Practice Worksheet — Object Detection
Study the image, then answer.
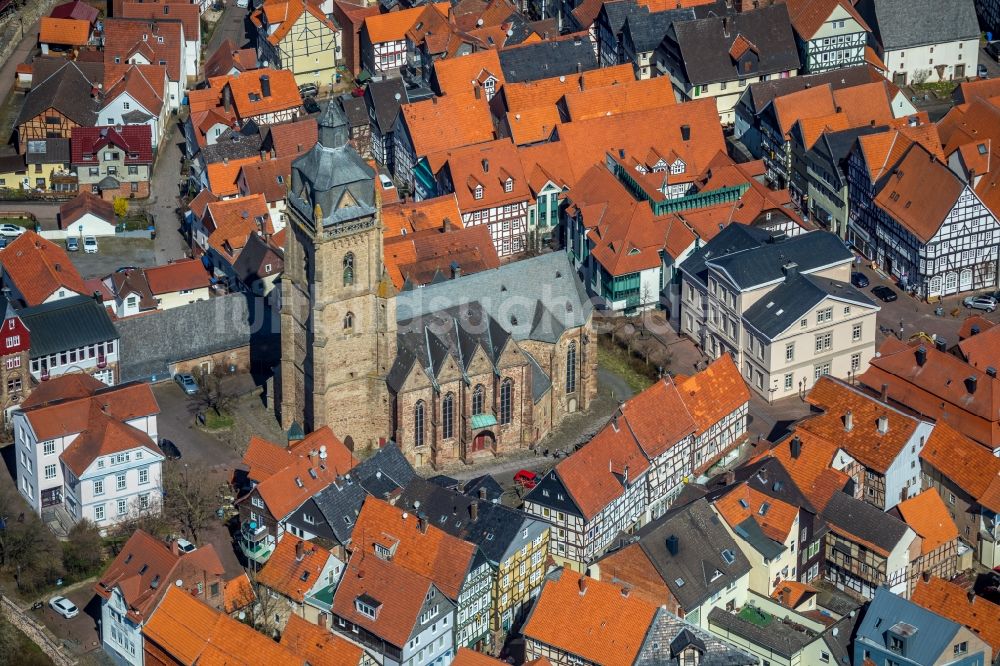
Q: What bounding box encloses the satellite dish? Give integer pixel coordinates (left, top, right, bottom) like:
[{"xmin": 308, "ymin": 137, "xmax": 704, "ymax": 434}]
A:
[
  {"xmin": 175, "ymin": 579, "xmax": 182, "ymax": 587},
  {"xmin": 394, "ymin": 93, "xmax": 401, "ymax": 101}
]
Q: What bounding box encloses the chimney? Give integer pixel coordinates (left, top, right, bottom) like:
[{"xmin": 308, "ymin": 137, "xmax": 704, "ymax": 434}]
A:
[
  {"xmin": 723, "ymin": 16, "xmax": 730, "ymax": 37},
  {"xmin": 915, "ymin": 346, "xmax": 927, "ymax": 366},
  {"xmin": 482, "ymin": 158, "xmax": 489, "ymax": 173},
  {"xmin": 988, "ymin": 366, "xmax": 997, "ymax": 378},
  {"xmin": 417, "ymin": 513, "xmax": 428, "ymax": 533},
  {"xmin": 880, "ymin": 383, "xmax": 889, "ymax": 402},
  {"xmin": 725, "ymin": 470, "xmax": 736, "ymax": 485},
  {"xmin": 971, "ymin": 325, "xmax": 981, "ymax": 336},
  {"xmin": 478, "ymin": 486, "xmax": 487, "ymax": 500},
  {"xmin": 470, "ymin": 501, "xmax": 478, "ymax": 521},
  {"xmin": 781, "ymin": 261, "xmax": 798, "ymax": 278},
  {"xmin": 223, "ymin": 85, "xmax": 232, "ymax": 113},
  {"xmin": 578, "ymin": 75, "xmax": 584, "ymax": 92},
  {"xmin": 935, "ymin": 338, "xmax": 947, "ymax": 352},
  {"xmin": 260, "ymin": 74, "xmax": 271, "ymax": 98},
  {"xmin": 877, "ymin": 414, "xmax": 889, "ymax": 435},
  {"xmin": 966, "ymin": 375, "xmax": 978, "ymax": 394},
  {"xmin": 921, "ymin": 570, "xmax": 931, "ymax": 583},
  {"xmin": 451, "ymin": 260, "xmax": 461, "ymax": 279},
  {"xmin": 295, "ymin": 540, "xmax": 305, "ymax": 561},
  {"xmin": 576, "ymin": 62, "xmax": 582, "ymax": 74},
  {"xmin": 473, "ymin": 82, "xmax": 481, "ymax": 99},
  {"xmin": 843, "ymin": 410, "xmax": 853, "ymax": 433},
  {"xmin": 666, "ymin": 535, "xmax": 679, "ymax": 556},
  {"xmin": 318, "ymin": 613, "xmax": 328, "ymax": 629},
  {"xmin": 968, "ymin": 590, "xmax": 977, "ymax": 604},
  {"xmin": 680, "ymin": 124, "xmax": 691, "ymax": 141},
  {"xmin": 578, "ymin": 576, "xmax": 588, "ymax": 595},
  {"xmin": 790, "ymin": 435, "xmax": 802, "ymax": 458}
]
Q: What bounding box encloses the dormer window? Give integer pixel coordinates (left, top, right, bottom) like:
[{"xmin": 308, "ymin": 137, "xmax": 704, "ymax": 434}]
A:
[
  {"xmin": 142, "ymin": 34, "xmax": 148, "ymax": 41},
  {"xmin": 474, "ymin": 185, "xmax": 483, "ymax": 200},
  {"xmin": 355, "ymin": 595, "xmax": 380, "ymax": 619},
  {"xmin": 375, "ymin": 543, "xmax": 392, "ymax": 559},
  {"xmin": 504, "ymin": 178, "xmax": 513, "ymax": 193},
  {"xmin": 157, "ymin": 36, "xmax": 164, "ymax": 44},
  {"xmin": 670, "ymin": 159, "xmax": 685, "ymax": 175}
]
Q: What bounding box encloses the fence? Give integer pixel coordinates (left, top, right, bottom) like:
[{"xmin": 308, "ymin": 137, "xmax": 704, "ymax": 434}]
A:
[{"xmin": 0, "ymin": 595, "xmax": 77, "ymax": 666}]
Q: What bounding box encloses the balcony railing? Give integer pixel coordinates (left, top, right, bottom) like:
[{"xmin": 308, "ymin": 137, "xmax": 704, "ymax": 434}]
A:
[{"xmin": 238, "ymin": 521, "xmax": 274, "ymax": 563}]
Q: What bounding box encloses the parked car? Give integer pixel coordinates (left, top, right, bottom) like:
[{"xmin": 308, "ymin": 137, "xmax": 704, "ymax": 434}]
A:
[
  {"xmin": 174, "ymin": 373, "xmax": 198, "ymax": 394},
  {"xmin": 0, "ymin": 224, "xmax": 25, "ymax": 237},
  {"xmin": 964, "ymin": 295, "xmax": 998, "ymax": 312},
  {"xmin": 871, "ymin": 285, "xmax": 897, "ymax": 302},
  {"xmin": 49, "ymin": 596, "xmax": 78, "ymax": 619},
  {"xmin": 302, "ymin": 97, "xmax": 320, "ymax": 114},
  {"xmin": 83, "ymin": 236, "xmax": 98, "ymax": 253},
  {"xmin": 176, "ymin": 538, "xmax": 196, "ymax": 554},
  {"xmin": 513, "ymin": 469, "xmax": 538, "ymax": 490},
  {"xmin": 379, "ymin": 174, "xmax": 395, "ymax": 190},
  {"xmin": 159, "ymin": 439, "xmax": 182, "ymax": 460},
  {"xmin": 979, "ymin": 64, "xmax": 990, "ymax": 79},
  {"xmin": 298, "ymin": 83, "xmax": 319, "ymax": 99},
  {"xmin": 66, "ymin": 237, "xmax": 79, "ymax": 252},
  {"xmin": 850, "ymin": 272, "xmax": 869, "ymax": 288}
]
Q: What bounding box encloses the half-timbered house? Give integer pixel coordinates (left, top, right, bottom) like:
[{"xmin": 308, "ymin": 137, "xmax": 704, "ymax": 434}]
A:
[
  {"xmin": 847, "ymin": 140, "xmax": 1000, "ymax": 299},
  {"xmin": 786, "ymin": 0, "xmax": 870, "ymax": 73},
  {"xmin": 103, "ymin": 18, "xmax": 188, "ymax": 111},
  {"xmin": 360, "ymin": 6, "xmax": 428, "ymax": 76},
  {"xmin": 893, "ymin": 488, "xmax": 960, "ymax": 596},
  {"xmin": 253, "ymin": 0, "xmax": 341, "ymax": 87},
  {"xmin": 14, "ymin": 60, "xmax": 101, "ymax": 153},
  {"xmin": 225, "ymin": 69, "xmax": 303, "ymax": 126}
]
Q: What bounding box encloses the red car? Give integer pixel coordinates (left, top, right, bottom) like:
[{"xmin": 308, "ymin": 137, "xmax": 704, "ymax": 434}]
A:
[{"xmin": 513, "ymin": 469, "xmax": 538, "ymax": 490}]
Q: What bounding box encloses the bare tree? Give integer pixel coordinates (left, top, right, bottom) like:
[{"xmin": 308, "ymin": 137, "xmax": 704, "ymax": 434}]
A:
[
  {"xmin": 189, "ymin": 367, "xmax": 239, "ymax": 418},
  {"xmin": 106, "ymin": 496, "xmax": 171, "ymax": 555},
  {"xmin": 241, "ymin": 569, "xmax": 284, "ymax": 638},
  {"xmin": 162, "ymin": 462, "xmax": 218, "ymax": 543}
]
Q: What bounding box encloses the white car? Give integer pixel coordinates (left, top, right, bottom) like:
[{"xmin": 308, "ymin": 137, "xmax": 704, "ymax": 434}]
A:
[
  {"xmin": 0, "ymin": 224, "xmax": 25, "ymax": 237},
  {"xmin": 83, "ymin": 236, "xmax": 98, "ymax": 254},
  {"xmin": 176, "ymin": 538, "xmax": 196, "ymax": 554},
  {"xmin": 378, "ymin": 174, "xmax": 395, "ymax": 190},
  {"xmin": 49, "ymin": 596, "xmax": 79, "ymax": 619}
]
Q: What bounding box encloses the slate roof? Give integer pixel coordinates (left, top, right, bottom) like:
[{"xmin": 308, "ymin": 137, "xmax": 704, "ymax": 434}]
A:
[
  {"xmin": 498, "ymin": 38, "xmax": 599, "ymax": 84},
  {"xmin": 20, "ymin": 295, "xmax": 118, "ymax": 358},
  {"xmin": 396, "ymin": 252, "xmax": 591, "ymax": 344},
  {"xmin": 743, "ymin": 273, "xmax": 877, "ymax": 340},
  {"xmin": 462, "ymin": 474, "xmax": 503, "ymax": 503},
  {"xmin": 201, "ymin": 122, "xmax": 263, "ymax": 164},
  {"xmin": 855, "ymin": 0, "xmax": 978, "ymax": 51},
  {"xmin": 623, "ymin": 7, "xmax": 693, "ymax": 53},
  {"xmin": 635, "ymin": 610, "xmax": 757, "ymax": 666},
  {"xmin": 670, "ymin": 4, "xmax": 799, "ymax": 85},
  {"xmin": 699, "ymin": 229, "xmax": 852, "ymax": 290},
  {"xmin": 309, "ymin": 443, "xmax": 416, "ymax": 545},
  {"xmin": 601, "ymin": 498, "xmax": 752, "ymax": 611},
  {"xmin": 821, "ymin": 491, "xmax": 909, "ymax": 557},
  {"xmin": 15, "ymin": 60, "xmax": 101, "ymax": 129},
  {"xmin": 114, "ymin": 293, "xmax": 255, "ymax": 382},
  {"xmin": 855, "ymin": 587, "xmax": 965, "ymax": 663},
  {"xmin": 366, "ymin": 78, "xmax": 408, "ymax": 134},
  {"xmin": 25, "ymin": 138, "xmax": 71, "ymax": 165},
  {"xmin": 340, "ymin": 95, "xmax": 368, "ymax": 129},
  {"xmin": 678, "ymin": 223, "xmax": 772, "ymax": 287}
]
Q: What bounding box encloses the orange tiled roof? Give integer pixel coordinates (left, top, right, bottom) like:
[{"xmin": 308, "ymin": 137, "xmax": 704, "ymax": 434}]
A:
[
  {"xmin": 242, "ymin": 434, "xmax": 295, "ymax": 481},
  {"xmin": 770, "ymin": 580, "xmax": 817, "ymax": 608},
  {"xmin": 0, "ymin": 230, "xmax": 87, "ymax": 306},
  {"xmin": 104, "ymin": 18, "xmax": 184, "ymax": 82},
  {"xmin": 920, "ymin": 421, "xmax": 1000, "ymax": 514},
  {"xmin": 266, "ymin": 117, "xmax": 318, "ymax": 158},
  {"xmin": 768, "ymin": 429, "xmax": 848, "ymax": 512},
  {"xmin": 205, "ymin": 192, "xmax": 271, "ymax": 257},
  {"xmin": 23, "ymin": 381, "xmax": 159, "ymax": 443},
  {"xmin": 103, "ymin": 63, "xmax": 167, "ymax": 117},
  {"xmin": 437, "ymin": 138, "xmax": 529, "ymax": 212},
  {"xmin": 452, "ymin": 647, "xmax": 507, "ymax": 666},
  {"xmin": 860, "ymin": 337, "xmax": 1000, "ymax": 449},
  {"xmin": 351, "ymin": 497, "xmax": 475, "ymax": 600},
  {"xmin": 678, "ymin": 354, "xmax": 749, "ymax": 436},
  {"xmin": 120, "ymin": 2, "xmax": 200, "ymax": 45},
  {"xmin": 364, "ymin": 4, "xmax": 447, "ymax": 43},
  {"xmin": 911, "ymin": 576, "xmax": 1000, "ymax": 653},
  {"xmin": 563, "ymin": 76, "xmax": 674, "ymax": 122},
  {"xmin": 433, "ymin": 49, "xmax": 505, "ymax": 97},
  {"xmin": 715, "ymin": 484, "xmax": 798, "ymax": 543},
  {"xmin": 506, "ymin": 104, "xmax": 562, "ymax": 146},
  {"xmin": 958, "ymin": 314, "xmax": 995, "ymax": 341},
  {"xmin": 784, "ymin": 0, "xmax": 869, "ymax": 40},
  {"xmin": 501, "ymin": 64, "xmax": 634, "ymax": 112},
  {"xmin": 384, "ymin": 223, "xmax": 500, "ymax": 289},
  {"xmin": 799, "ymin": 375, "xmax": 920, "ymax": 474},
  {"xmin": 382, "ymin": 194, "xmax": 462, "ymax": 238},
  {"xmin": 257, "ymin": 536, "xmax": 332, "ymax": 602},
  {"xmin": 773, "ymin": 84, "xmax": 836, "ymax": 136},
  {"xmin": 60, "ymin": 404, "xmax": 160, "ymax": 476},
  {"xmin": 620, "ymin": 376, "xmax": 696, "ymax": 459},
  {"xmin": 728, "ymin": 33, "xmax": 757, "ymax": 61},
  {"xmin": 144, "ymin": 258, "xmax": 210, "ymax": 295},
  {"xmin": 261, "ymin": 0, "xmax": 339, "ymax": 46},
  {"xmin": 222, "ymin": 572, "xmax": 255, "ymax": 614},
  {"xmin": 593, "ymin": 542, "xmax": 670, "ymax": 608},
  {"xmin": 554, "ymin": 416, "xmax": 650, "ymax": 521},
  {"xmin": 95, "ymin": 531, "xmax": 180, "ymax": 623},
  {"xmin": 522, "ymin": 571, "xmax": 657, "ymax": 666},
  {"xmin": 894, "ymin": 488, "xmax": 958, "ymax": 555},
  {"xmin": 40, "ymin": 17, "xmax": 90, "ymax": 46},
  {"xmin": 205, "ymin": 156, "xmax": 261, "ymax": 197},
  {"xmin": 958, "ymin": 323, "xmax": 1000, "ymax": 370},
  {"xmin": 227, "ymin": 69, "xmax": 302, "ymax": 121},
  {"xmin": 873, "ymin": 143, "xmax": 964, "ymax": 244},
  {"xmin": 280, "ymin": 614, "xmax": 363, "ymax": 665},
  {"xmin": 142, "ymin": 586, "xmax": 303, "ymax": 665},
  {"xmin": 400, "ymin": 91, "xmax": 494, "ymax": 158},
  {"xmin": 20, "ymin": 373, "xmax": 103, "ymax": 410}
]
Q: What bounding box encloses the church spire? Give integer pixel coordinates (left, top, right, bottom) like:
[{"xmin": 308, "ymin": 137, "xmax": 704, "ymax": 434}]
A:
[{"xmin": 318, "ymin": 98, "xmax": 350, "ymax": 148}]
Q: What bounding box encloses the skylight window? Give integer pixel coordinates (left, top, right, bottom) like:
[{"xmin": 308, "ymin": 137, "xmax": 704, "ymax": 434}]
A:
[
  {"xmin": 722, "ymin": 549, "xmax": 736, "ymax": 565},
  {"xmin": 738, "ymin": 498, "xmax": 749, "ymax": 509},
  {"xmin": 675, "ymin": 577, "xmax": 685, "ymax": 587},
  {"xmin": 759, "ymin": 502, "xmax": 770, "ymax": 516}
]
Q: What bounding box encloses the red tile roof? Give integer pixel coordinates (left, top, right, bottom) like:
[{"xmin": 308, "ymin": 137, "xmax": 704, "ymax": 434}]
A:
[
  {"xmin": 120, "ymin": 1, "xmax": 200, "ymax": 45},
  {"xmin": 20, "ymin": 373, "xmax": 104, "ymax": 410},
  {"xmin": 239, "ymin": 155, "xmax": 294, "ymax": 204},
  {"xmin": 222, "ymin": 572, "xmax": 255, "ymax": 614},
  {"xmin": 770, "ymin": 580, "xmax": 817, "ymax": 609},
  {"xmin": 51, "ymin": 0, "xmax": 99, "ymax": 23},
  {"xmin": 280, "ymin": 614, "xmax": 364, "ymax": 665},
  {"xmin": 227, "ymin": 69, "xmax": 302, "ymax": 121},
  {"xmin": 351, "ymin": 497, "xmax": 476, "ymax": 600},
  {"xmin": 894, "ymin": 488, "xmax": 958, "ymax": 555},
  {"xmin": 400, "ymin": 91, "xmax": 495, "ymax": 158},
  {"xmin": 919, "ymin": 421, "xmax": 1000, "ymax": 514},
  {"xmin": 784, "ymin": 0, "xmax": 869, "ymax": 40},
  {"xmin": 768, "ymin": 429, "xmax": 848, "ymax": 512},
  {"xmin": 715, "ymin": 484, "xmax": 799, "ymax": 543},
  {"xmin": 594, "ymin": 542, "xmax": 671, "ymax": 608},
  {"xmin": 452, "ymin": 648, "xmax": 507, "ymax": 666},
  {"xmin": 799, "ymin": 375, "xmax": 921, "ymax": 474},
  {"xmin": 59, "ymin": 190, "xmax": 114, "ymax": 227},
  {"xmin": 958, "ymin": 314, "xmax": 995, "ymax": 341},
  {"xmin": 257, "ymin": 536, "xmax": 332, "ymax": 603},
  {"xmin": 678, "ymin": 353, "xmax": 749, "ymax": 436},
  {"xmin": 363, "ymin": 4, "xmax": 447, "ymax": 43},
  {"xmin": 911, "ymin": 577, "xmax": 1000, "ymax": 653},
  {"xmin": 102, "ymin": 64, "xmax": 167, "ymax": 117},
  {"xmin": 0, "ymin": 231, "xmax": 88, "ymax": 306},
  {"xmin": 383, "ymin": 223, "xmax": 500, "ymax": 289},
  {"xmin": 267, "ymin": 117, "xmax": 318, "ymax": 158},
  {"xmin": 435, "ymin": 138, "xmax": 529, "ymax": 212},
  {"xmin": 96, "ymin": 531, "xmax": 180, "ymax": 622},
  {"xmin": 144, "ymin": 258, "xmax": 211, "ymax": 295},
  {"xmin": 563, "ymin": 76, "xmax": 675, "ymax": 122},
  {"xmin": 104, "ymin": 18, "xmax": 184, "ymax": 82},
  {"xmin": 205, "ymin": 156, "xmax": 262, "ymax": 198},
  {"xmin": 433, "ymin": 49, "xmax": 505, "ymax": 98},
  {"xmin": 522, "ymin": 571, "xmax": 658, "ymax": 666},
  {"xmin": 620, "ymin": 377, "xmax": 696, "ymax": 459},
  {"xmin": 71, "ymin": 125, "xmax": 153, "ymax": 164},
  {"xmin": 60, "ymin": 403, "xmax": 160, "ymax": 476},
  {"xmin": 958, "ymin": 323, "xmax": 1000, "ymax": 370},
  {"xmin": 39, "ymin": 17, "xmax": 90, "ymax": 46}
]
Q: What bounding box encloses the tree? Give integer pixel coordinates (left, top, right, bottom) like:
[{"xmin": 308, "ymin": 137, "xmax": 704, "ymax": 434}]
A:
[
  {"xmin": 106, "ymin": 496, "xmax": 171, "ymax": 555},
  {"xmin": 62, "ymin": 520, "xmax": 104, "ymax": 576},
  {"xmin": 113, "ymin": 196, "xmax": 129, "ymax": 218},
  {"xmin": 190, "ymin": 368, "xmax": 239, "ymax": 418},
  {"xmin": 242, "ymin": 569, "xmax": 283, "ymax": 638},
  {"xmin": 5, "ymin": 517, "xmax": 65, "ymax": 593},
  {"xmin": 162, "ymin": 461, "xmax": 218, "ymax": 543}
]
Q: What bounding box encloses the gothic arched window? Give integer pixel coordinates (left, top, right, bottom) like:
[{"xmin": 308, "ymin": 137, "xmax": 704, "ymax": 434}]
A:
[
  {"xmin": 344, "ymin": 312, "xmax": 354, "ymax": 331},
  {"xmin": 500, "ymin": 379, "xmax": 513, "ymax": 425},
  {"xmin": 442, "ymin": 393, "xmax": 454, "ymax": 439},
  {"xmin": 414, "ymin": 401, "xmax": 425, "ymax": 447},
  {"xmin": 566, "ymin": 342, "xmax": 577, "ymax": 393},
  {"xmin": 343, "ymin": 252, "xmax": 355, "ymax": 286},
  {"xmin": 472, "ymin": 385, "xmax": 485, "ymax": 416}
]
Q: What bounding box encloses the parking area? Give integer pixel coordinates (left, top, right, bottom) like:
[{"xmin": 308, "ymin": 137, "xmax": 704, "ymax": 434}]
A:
[
  {"xmin": 66, "ymin": 236, "xmax": 157, "ymax": 279},
  {"xmin": 32, "ymin": 586, "xmax": 103, "ymax": 658},
  {"xmin": 152, "ymin": 382, "xmax": 244, "ymax": 474}
]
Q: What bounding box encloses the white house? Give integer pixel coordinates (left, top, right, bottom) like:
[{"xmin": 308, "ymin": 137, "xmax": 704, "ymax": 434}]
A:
[
  {"xmin": 100, "ymin": 64, "xmax": 170, "ymax": 148},
  {"xmin": 13, "ymin": 376, "xmax": 162, "ymax": 529},
  {"xmin": 59, "ymin": 191, "xmax": 118, "ymax": 237},
  {"xmin": 856, "ymin": 0, "xmax": 980, "ymax": 85}
]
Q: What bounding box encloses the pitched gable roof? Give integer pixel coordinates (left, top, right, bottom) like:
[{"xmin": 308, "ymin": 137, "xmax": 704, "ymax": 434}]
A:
[
  {"xmin": 39, "ymin": 17, "xmax": 91, "ymax": 46},
  {"xmin": 280, "ymin": 614, "xmax": 364, "ymax": 665},
  {"xmin": 399, "ymin": 91, "xmax": 494, "ymax": 158},
  {"xmin": 15, "ymin": 59, "xmax": 101, "ymax": 129},
  {"xmin": 919, "ymin": 421, "xmax": 1000, "ymax": 514},
  {"xmin": 257, "ymin": 536, "xmax": 332, "ymax": 602},
  {"xmin": 59, "ymin": 190, "xmax": 115, "ymax": 227},
  {"xmin": 911, "ymin": 577, "xmax": 1000, "ymax": 654},
  {"xmin": 0, "ymin": 230, "xmax": 87, "ymax": 305},
  {"xmin": 785, "ymin": 0, "xmax": 869, "ymax": 40},
  {"xmin": 522, "ymin": 570, "xmax": 658, "ymax": 666},
  {"xmin": 894, "ymin": 488, "xmax": 958, "ymax": 555},
  {"xmin": 677, "ymin": 353, "xmax": 749, "ymax": 436}
]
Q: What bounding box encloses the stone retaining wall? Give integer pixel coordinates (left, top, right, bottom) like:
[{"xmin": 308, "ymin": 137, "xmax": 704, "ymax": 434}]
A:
[{"xmin": 0, "ymin": 595, "xmax": 76, "ymax": 666}]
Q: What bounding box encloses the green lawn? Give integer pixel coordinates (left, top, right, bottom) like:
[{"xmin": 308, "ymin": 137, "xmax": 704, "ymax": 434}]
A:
[
  {"xmin": 597, "ymin": 338, "xmax": 656, "ymax": 394},
  {"xmin": 0, "ymin": 216, "xmax": 34, "ymax": 228},
  {"xmin": 737, "ymin": 605, "xmax": 773, "ymax": 628},
  {"xmin": 202, "ymin": 411, "xmax": 234, "ymax": 430},
  {"xmin": 9, "ymin": 624, "xmax": 54, "ymax": 666}
]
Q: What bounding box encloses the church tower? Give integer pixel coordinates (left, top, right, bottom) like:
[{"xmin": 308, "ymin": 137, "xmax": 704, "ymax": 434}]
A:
[{"xmin": 279, "ymin": 99, "xmax": 395, "ymax": 451}]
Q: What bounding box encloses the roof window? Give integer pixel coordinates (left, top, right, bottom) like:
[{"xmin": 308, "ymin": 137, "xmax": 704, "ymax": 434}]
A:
[
  {"xmin": 758, "ymin": 502, "xmax": 770, "ymax": 516},
  {"xmin": 722, "ymin": 549, "xmax": 736, "ymax": 564}
]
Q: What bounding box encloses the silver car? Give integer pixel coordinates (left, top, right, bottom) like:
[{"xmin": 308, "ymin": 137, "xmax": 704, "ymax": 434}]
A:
[
  {"xmin": 174, "ymin": 373, "xmax": 198, "ymax": 395},
  {"xmin": 964, "ymin": 295, "xmax": 998, "ymax": 312}
]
